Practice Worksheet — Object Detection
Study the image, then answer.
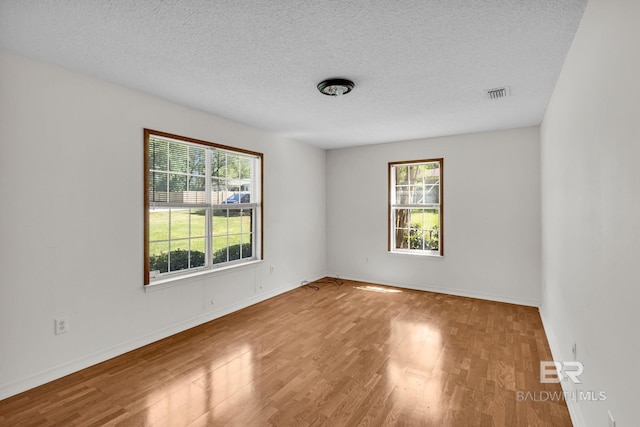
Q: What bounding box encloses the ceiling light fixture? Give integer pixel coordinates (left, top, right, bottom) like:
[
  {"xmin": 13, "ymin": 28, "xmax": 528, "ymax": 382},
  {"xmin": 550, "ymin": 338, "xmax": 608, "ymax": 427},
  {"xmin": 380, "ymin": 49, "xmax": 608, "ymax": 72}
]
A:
[{"xmin": 317, "ymin": 78, "xmax": 354, "ymax": 97}]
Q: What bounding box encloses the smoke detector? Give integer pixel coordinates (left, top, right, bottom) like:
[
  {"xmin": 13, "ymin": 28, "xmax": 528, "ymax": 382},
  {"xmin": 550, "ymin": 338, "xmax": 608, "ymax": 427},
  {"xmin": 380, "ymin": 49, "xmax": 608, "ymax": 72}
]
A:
[{"xmin": 486, "ymin": 86, "xmax": 511, "ymax": 100}]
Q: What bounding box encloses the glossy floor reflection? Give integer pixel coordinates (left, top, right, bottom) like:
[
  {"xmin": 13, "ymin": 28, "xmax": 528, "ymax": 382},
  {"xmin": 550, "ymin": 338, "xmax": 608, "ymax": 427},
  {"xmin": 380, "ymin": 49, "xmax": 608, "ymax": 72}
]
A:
[{"xmin": 0, "ymin": 279, "xmax": 571, "ymax": 426}]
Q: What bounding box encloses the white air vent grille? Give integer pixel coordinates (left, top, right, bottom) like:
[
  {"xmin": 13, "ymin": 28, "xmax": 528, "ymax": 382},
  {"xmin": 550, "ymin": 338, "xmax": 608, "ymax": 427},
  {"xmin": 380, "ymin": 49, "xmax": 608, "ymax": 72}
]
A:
[{"xmin": 487, "ymin": 86, "xmax": 511, "ymax": 100}]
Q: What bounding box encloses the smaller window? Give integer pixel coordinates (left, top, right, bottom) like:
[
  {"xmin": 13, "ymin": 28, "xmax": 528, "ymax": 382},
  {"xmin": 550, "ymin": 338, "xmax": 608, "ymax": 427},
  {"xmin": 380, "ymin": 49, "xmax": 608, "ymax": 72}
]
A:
[{"xmin": 389, "ymin": 159, "xmax": 443, "ymax": 256}]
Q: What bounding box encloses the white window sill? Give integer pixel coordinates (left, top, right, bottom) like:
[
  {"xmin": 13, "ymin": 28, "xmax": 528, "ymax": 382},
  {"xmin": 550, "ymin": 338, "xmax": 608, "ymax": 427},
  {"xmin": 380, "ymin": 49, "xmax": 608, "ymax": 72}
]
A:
[
  {"xmin": 389, "ymin": 250, "xmax": 443, "ymax": 258},
  {"xmin": 145, "ymin": 259, "xmax": 263, "ymax": 292}
]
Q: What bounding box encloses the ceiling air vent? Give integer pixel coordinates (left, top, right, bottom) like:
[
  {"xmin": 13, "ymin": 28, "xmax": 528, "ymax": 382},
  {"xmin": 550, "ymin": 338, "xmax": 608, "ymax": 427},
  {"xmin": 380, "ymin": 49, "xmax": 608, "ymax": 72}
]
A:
[{"xmin": 486, "ymin": 86, "xmax": 511, "ymax": 100}]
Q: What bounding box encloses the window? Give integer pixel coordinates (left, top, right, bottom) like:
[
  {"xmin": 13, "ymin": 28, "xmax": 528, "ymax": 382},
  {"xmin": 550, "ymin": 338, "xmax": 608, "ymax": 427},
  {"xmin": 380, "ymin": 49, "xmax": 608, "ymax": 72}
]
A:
[
  {"xmin": 144, "ymin": 130, "xmax": 263, "ymax": 284},
  {"xmin": 389, "ymin": 159, "xmax": 443, "ymax": 256}
]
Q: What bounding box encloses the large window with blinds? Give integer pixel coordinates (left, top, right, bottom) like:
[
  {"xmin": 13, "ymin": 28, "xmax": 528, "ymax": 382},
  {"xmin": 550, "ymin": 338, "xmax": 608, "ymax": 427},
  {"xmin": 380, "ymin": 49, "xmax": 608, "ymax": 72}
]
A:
[
  {"xmin": 388, "ymin": 159, "xmax": 443, "ymax": 256},
  {"xmin": 144, "ymin": 129, "xmax": 263, "ymax": 284}
]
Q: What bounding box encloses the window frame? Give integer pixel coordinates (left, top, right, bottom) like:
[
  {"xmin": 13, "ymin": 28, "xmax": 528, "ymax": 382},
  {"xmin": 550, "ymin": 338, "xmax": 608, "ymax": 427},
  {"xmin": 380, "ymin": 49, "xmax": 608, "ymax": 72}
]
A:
[
  {"xmin": 144, "ymin": 129, "xmax": 263, "ymax": 285},
  {"xmin": 388, "ymin": 158, "xmax": 443, "ymax": 256}
]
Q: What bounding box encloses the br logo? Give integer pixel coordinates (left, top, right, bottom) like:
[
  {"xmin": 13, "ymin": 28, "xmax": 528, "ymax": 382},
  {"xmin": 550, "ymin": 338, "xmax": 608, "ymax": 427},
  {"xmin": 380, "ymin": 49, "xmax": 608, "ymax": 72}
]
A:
[{"xmin": 540, "ymin": 361, "xmax": 584, "ymax": 384}]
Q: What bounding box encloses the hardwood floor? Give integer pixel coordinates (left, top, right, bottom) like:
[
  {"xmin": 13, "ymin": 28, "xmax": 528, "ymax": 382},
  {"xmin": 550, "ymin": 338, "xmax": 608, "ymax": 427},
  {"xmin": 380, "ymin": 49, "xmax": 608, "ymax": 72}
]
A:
[{"xmin": 0, "ymin": 279, "xmax": 572, "ymax": 426}]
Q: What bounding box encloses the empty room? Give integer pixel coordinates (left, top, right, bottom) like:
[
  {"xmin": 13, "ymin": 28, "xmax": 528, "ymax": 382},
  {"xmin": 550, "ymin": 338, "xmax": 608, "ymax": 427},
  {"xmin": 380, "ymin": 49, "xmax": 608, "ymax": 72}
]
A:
[{"xmin": 0, "ymin": 0, "xmax": 637, "ymax": 426}]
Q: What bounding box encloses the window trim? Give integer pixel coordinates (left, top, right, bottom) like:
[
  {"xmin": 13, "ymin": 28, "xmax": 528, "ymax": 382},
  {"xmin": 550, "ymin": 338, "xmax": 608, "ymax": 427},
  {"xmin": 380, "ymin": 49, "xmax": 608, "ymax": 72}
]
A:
[
  {"xmin": 388, "ymin": 158, "xmax": 444, "ymax": 256},
  {"xmin": 143, "ymin": 129, "xmax": 264, "ymax": 285}
]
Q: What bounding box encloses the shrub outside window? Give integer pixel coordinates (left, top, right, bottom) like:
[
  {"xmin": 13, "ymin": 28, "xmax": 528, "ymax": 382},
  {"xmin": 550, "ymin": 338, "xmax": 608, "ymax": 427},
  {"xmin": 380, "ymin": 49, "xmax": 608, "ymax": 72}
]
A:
[
  {"xmin": 144, "ymin": 130, "xmax": 262, "ymax": 284},
  {"xmin": 389, "ymin": 159, "xmax": 443, "ymax": 256}
]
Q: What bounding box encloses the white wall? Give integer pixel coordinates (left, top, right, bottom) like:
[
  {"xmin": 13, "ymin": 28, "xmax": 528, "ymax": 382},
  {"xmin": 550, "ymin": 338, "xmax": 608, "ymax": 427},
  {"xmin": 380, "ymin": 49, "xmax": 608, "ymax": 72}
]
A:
[
  {"xmin": 0, "ymin": 50, "xmax": 326, "ymax": 399},
  {"xmin": 326, "ymin": 127, "xmax": 541, "ymax": 306},
  {"xmin": 540, "ymin": 0, "xmax": 640, "ymax": 425}
]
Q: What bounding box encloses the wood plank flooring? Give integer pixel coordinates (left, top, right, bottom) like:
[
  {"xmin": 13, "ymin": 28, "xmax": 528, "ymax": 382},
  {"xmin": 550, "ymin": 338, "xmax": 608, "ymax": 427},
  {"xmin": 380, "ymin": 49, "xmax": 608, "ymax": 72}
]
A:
[{"xmin": 0, "ymin": 279, "xmax": 572, "ymax": 426}]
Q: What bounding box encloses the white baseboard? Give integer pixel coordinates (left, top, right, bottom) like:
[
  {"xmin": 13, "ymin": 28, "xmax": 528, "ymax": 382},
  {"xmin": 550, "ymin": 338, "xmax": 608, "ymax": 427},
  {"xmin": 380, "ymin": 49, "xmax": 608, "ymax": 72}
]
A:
[
  {"xmin": 539, "ymin": 306, "xmax": 584, "ymax": 427},
  {"xmin": 334, "ymin": 273, "xmax": 540, "ymax": 307},
  {"xmin": 0, "ymin": 275, "xmax": 323, "ymax": 401}
]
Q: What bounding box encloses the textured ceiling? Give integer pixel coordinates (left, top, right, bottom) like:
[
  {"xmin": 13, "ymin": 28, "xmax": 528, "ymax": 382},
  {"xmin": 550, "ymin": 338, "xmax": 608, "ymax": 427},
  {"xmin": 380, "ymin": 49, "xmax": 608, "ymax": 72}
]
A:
[{"xmin": 0, "ymin": 0, "xmax": 587, "ymax": 149}]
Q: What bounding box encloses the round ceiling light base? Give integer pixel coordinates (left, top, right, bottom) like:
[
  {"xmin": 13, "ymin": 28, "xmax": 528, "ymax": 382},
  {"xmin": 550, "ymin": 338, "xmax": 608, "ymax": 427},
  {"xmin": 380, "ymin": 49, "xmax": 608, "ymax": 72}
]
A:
[{"xmin": 317, "ymin": 78, "xmax": 354, "ymax": 97}]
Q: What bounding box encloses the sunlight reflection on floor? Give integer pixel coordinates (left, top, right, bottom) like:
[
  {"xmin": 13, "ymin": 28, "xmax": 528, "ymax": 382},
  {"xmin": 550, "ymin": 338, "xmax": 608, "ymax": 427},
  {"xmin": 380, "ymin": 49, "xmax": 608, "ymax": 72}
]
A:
[
  {"xmin": 387, "ymin": 319, "xmax": 443, "ymax": 419},
  {"xmin": 144, "ymin": 344, "xmax": 255, "ymax": 425}
]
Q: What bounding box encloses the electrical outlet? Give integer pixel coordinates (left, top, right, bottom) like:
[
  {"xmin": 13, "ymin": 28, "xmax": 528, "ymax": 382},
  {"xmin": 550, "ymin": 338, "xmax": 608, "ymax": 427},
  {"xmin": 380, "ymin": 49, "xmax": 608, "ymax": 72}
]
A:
[
  {"xmin": 572, "ymin": 343, "xmax": 577, "ymax": 360},
  {"xmin": 270, "ymin": 265, "xmax": 275, "ymax": 275},
  {"xmin": 55, "ymin": 317, "xmax": 69, "ymax": 335},
  {"xmin": 608, "ymin": 410, "xmax": 615, "ymax": 427}
]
